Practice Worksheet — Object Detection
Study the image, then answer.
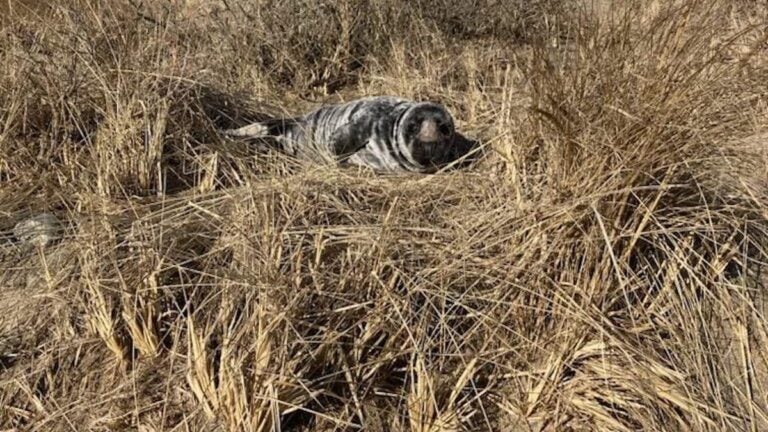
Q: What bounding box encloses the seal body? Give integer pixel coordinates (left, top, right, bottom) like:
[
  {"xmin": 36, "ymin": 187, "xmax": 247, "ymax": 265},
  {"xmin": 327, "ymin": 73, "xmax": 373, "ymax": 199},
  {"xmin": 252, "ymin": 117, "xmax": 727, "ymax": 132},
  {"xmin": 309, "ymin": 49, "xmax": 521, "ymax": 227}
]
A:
[{"xmin": 223, "ymin": 96, "xmax": 468, "ymax": 173}]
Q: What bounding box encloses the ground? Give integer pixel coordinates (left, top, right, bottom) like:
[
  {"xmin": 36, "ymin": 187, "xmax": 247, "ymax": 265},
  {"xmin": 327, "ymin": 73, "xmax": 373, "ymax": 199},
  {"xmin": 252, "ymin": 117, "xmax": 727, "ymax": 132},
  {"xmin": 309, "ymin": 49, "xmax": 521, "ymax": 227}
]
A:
[{"xmin": 1, "ymin": 1, "xmax": 767, "ymax": 431}]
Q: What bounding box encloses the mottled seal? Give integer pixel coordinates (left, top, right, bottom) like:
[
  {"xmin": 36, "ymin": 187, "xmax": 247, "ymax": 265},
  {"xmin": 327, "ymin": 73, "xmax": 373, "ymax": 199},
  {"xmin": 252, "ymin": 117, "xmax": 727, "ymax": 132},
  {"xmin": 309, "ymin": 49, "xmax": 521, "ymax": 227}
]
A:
[{"xmin": 222, "ymin": 96, "xmax": 475, "ymax": 173}]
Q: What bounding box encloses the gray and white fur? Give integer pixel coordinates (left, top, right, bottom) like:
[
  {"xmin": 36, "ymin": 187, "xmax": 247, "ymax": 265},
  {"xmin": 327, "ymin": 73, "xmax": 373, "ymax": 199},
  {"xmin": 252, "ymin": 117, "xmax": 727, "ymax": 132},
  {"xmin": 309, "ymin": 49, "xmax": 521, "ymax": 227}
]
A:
[{"xmin": 222, "ymin": 96, "xmax": 466, "ymax": 173}]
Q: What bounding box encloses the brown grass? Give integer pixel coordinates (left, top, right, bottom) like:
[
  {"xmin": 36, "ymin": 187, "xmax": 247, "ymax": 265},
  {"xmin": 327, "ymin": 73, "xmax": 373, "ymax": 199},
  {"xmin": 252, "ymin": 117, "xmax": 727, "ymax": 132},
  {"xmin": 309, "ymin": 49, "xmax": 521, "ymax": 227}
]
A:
[{"xmin": 1, "ymin": 0, "xmax": 768, "ymax": 430}]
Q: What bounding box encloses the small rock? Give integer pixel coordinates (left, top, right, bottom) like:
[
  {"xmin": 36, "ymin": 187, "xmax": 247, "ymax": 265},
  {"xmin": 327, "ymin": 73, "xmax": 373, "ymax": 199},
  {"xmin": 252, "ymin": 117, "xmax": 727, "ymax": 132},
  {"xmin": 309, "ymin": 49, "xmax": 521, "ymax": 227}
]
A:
[{"xmin": 13, "ymin": 212, "xmax": 62, "ymax": 247}]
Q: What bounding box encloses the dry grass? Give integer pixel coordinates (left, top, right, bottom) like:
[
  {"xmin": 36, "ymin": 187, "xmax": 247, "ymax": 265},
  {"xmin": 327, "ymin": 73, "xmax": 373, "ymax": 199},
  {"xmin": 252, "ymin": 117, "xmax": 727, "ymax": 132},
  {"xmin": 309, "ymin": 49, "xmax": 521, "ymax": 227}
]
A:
[{"xmin": 1, "ymin": 0, "xmax": 768, "ymax": 430}]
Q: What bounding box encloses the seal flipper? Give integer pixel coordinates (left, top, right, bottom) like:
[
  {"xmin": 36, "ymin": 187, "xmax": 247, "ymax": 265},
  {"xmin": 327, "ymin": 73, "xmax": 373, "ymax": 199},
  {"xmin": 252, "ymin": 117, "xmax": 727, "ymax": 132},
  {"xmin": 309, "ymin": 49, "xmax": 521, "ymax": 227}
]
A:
[
  {"xmin": 222, "ymin": 118, "xmax": 299, "ymax": 139},
  {"xmin": 222, "ymin": 122, "xmax": 268, "ymax": 138},
  {"xmin": 329, "ymin": 116, "xmax": 374, "ymax": 160}
]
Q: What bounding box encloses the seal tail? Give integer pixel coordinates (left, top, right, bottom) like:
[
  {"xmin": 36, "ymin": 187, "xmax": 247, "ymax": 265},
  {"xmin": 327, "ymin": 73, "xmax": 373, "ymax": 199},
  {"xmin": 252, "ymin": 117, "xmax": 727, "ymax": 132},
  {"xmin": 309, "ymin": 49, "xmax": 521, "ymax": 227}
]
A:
[
  {"xmin": 222, "ymin": 118, "xmax": 298, "ymax": 139},
  {"xmin": 222, "ymin": 122, "xmax": 269, "ymax": 138}
]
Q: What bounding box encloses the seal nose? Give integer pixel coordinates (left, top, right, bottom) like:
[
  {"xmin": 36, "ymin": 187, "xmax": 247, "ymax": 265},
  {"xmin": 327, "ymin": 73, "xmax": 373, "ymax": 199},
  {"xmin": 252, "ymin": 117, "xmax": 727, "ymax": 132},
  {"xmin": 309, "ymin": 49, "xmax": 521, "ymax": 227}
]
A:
[{"xmin": 417, "ymin": 119, "xmax": 439, "ymax": 143}]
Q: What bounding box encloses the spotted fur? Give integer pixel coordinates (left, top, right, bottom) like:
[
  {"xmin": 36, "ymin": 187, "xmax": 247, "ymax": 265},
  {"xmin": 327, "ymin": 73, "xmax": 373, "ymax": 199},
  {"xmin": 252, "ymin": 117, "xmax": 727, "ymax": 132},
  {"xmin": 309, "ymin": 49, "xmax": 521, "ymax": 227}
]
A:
[{"xmin": 223, "ymin": 96, "xmax": 469, "ymax": 173}]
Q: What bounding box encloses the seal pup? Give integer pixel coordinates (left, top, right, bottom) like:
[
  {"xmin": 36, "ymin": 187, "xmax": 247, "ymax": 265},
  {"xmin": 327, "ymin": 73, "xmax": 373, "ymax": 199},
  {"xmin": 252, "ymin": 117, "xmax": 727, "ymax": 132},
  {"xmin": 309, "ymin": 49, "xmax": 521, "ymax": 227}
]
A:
[{"xmin": 222, "ymin": 96, "xmax": 473, "ymax": 173}]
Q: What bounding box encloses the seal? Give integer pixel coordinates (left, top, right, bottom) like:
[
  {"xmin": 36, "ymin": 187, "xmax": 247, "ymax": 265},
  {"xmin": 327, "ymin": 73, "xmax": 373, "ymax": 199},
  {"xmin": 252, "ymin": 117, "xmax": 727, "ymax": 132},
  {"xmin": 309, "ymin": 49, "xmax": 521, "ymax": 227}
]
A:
[{"xmin": 222, "ymin": 96, "xmax": 473, "ymax": 173}]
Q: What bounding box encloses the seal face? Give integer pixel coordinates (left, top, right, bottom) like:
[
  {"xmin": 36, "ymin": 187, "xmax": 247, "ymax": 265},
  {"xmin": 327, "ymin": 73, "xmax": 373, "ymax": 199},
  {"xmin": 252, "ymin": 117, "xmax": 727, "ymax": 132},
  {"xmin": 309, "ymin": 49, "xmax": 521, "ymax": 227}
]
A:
[
  {"xmin": 396, "ymin": 102, "xmax": 456, "ymax": 171},
  {"xmin": 223, "ymin": 96, "xmax": 470, "ymax": 173}
]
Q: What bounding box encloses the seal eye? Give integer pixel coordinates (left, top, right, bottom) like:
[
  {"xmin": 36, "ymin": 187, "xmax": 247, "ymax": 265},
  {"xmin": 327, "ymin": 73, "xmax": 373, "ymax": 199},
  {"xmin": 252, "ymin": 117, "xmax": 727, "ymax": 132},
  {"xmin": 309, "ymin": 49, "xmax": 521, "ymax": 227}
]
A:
[{"xmin": 438, "ymin": 123, "xmax": 451, "ymax": 136}]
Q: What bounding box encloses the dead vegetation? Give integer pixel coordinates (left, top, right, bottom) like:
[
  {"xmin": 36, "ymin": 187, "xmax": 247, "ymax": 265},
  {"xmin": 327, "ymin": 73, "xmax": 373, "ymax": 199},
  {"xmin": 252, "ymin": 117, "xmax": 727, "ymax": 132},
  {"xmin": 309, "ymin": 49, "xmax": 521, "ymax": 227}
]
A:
[{"xmin": 1, "ymin": 0, "xmax": 767, "ymax": 431}]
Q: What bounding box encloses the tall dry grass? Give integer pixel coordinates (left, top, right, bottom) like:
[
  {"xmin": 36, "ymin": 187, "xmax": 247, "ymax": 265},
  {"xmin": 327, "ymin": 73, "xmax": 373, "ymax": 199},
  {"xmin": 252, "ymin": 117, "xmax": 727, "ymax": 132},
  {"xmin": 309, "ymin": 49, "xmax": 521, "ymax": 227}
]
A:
[{"xmin": 1, "ymin": 0, "xmax": 767, "ymax": 431}]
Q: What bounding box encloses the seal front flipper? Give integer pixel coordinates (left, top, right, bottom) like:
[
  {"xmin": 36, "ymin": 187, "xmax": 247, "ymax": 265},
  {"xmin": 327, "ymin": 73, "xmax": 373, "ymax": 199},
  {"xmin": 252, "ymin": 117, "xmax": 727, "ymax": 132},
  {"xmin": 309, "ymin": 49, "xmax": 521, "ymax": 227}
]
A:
[{"xmin": 329, "ymin": 117, "xmax": 373, "ymax": 161}]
